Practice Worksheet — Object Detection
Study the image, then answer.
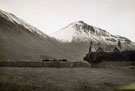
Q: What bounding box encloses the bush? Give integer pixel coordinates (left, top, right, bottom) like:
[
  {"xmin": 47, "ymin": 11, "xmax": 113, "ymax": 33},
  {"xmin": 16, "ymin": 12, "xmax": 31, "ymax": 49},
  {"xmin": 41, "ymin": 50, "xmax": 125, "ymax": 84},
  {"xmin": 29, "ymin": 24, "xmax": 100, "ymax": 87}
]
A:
[{"xmin": 83, "ymin": 50, "xmax": 135, "ymax": 64}]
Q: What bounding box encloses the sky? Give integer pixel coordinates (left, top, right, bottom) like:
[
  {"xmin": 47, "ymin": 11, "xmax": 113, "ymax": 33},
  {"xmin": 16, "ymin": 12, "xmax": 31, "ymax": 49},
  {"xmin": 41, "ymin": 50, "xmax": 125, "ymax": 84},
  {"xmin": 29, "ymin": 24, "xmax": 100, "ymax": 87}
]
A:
[{"xmin": 0, "ymin": 0, "xmax": 135, "ymax": 41}]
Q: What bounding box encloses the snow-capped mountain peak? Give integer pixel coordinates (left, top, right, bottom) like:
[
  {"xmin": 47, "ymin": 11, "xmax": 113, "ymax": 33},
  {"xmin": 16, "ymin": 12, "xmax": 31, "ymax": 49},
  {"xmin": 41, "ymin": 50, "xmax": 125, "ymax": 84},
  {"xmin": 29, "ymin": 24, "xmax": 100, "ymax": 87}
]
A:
[
  {"xmin": 51, "ymin": 21, "xmax": 111, "ymax": 43},
  {"xmin": 50, "ymin": 21, "xmax": 135, "ymax": 51}
]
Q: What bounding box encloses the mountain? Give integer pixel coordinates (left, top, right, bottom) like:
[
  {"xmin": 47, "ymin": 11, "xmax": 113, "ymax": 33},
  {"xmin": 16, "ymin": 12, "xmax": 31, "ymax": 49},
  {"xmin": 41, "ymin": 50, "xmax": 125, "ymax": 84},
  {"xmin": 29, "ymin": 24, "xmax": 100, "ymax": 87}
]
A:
[
  {"xmin": 0, "ymin": 10, "xmax": 69, "ymax": 62},
  {"xmin": 1, "ymin": 10, "xmax": 135, "ymax": 62},
  {"xmin": 50, "ymin": 21, "xmax": 135, "ymax": 52}
]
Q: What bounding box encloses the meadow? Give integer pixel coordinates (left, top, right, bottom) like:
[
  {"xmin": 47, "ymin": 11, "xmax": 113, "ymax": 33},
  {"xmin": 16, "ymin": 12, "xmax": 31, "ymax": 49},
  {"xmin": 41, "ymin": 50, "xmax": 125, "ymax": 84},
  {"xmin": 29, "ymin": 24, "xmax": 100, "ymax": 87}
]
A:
[{"xmin": 0, "ymin": 67, "xmax": 135, "ymax": 91}]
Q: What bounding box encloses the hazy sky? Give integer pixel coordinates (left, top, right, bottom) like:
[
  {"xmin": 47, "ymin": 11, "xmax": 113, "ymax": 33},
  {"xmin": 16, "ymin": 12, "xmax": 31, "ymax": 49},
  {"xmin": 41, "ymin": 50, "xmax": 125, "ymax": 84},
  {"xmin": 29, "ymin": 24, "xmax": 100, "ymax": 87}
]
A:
[{"xmin": 0, "ymin": 0, "xmax": 135, "ymax": 41}]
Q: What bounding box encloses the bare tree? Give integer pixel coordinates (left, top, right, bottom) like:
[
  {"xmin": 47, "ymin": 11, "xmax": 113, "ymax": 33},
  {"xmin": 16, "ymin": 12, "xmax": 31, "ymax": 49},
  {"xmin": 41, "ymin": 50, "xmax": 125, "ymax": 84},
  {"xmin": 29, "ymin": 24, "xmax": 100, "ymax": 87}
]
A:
[{"xmin": 89, "ymin": 41, "xmax": 93, "ymax": 53}]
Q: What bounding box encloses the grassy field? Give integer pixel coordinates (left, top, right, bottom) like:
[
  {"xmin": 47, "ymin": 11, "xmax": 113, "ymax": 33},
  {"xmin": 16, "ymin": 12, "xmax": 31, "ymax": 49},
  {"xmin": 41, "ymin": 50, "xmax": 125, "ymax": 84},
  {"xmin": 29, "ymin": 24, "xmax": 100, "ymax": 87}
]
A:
[{"xmin": 0, "ymin": 67, "xmax": 135, "ymax": 91}]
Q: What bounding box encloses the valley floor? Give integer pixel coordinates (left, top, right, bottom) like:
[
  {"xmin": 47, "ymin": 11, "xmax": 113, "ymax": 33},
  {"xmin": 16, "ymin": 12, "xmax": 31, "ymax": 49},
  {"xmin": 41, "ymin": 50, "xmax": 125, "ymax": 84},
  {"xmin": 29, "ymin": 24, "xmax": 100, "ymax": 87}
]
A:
[{"xmin": 0, "ymin": 67, "xmax": 135, "ymax": 91}]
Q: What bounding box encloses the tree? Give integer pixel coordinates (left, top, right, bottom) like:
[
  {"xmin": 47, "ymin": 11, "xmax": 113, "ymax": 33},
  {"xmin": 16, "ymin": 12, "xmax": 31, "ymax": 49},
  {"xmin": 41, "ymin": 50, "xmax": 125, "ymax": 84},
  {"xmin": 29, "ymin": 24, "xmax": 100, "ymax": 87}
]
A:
[{"xmin": 118, "ymin": 40, "xmax": 121, "ymax": 49}]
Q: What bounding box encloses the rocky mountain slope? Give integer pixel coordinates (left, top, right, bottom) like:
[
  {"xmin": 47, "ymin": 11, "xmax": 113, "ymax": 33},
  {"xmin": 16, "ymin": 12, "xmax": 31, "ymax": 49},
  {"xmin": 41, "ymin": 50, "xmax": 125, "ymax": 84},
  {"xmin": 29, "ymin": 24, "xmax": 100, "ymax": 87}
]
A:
[{"xmin": 50, "ymin": 21, "xmax": 135, "ymax": 52}]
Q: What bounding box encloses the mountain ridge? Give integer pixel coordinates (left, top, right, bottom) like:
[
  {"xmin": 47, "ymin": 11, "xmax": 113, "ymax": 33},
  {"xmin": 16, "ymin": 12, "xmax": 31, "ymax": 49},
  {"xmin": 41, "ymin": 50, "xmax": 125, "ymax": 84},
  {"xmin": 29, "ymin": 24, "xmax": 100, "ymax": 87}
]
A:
[
  {"xmin": 0, "ymin": 10, "xmax": 70, "ymax": 61},
  {"xmin": 50, "ymin": 21, "xmax": 135, "ymax": 51},
  {"xmin": 0, "ymin": 9, "xmax": 47, "ymax": 37}
]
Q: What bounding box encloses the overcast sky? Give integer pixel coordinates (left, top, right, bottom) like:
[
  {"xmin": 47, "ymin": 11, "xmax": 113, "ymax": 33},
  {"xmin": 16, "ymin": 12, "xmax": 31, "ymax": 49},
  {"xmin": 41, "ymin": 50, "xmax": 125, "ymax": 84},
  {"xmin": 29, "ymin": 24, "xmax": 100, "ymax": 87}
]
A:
[{"xmin": 0, "ymin": 0, "xmax": 135, "ymax": 41}]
